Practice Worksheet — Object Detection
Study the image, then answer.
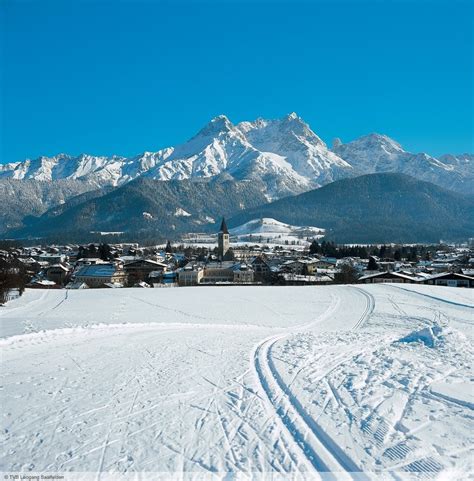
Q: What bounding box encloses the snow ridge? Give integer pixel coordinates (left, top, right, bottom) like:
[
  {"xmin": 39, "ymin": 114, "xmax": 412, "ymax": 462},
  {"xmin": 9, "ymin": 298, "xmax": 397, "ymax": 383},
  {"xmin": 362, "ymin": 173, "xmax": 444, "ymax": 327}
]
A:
[
  {"xmin": 1, "ymin": 114, "xmax": 472, "ymax": 197},
  {"xmin": 332, "ymin": 134, "xmax": 473, "ymax": 193}
]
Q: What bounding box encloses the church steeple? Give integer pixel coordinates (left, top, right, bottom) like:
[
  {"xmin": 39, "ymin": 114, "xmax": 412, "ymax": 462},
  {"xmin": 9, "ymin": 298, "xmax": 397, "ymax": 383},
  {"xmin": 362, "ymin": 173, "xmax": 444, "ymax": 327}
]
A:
[
  {"xmin": 217, "ymin": 217, "xmax": 230, "ymax": 260},
  {"xmin": 219, "ymin": 217, "xmax": 229, "ymax": 234}
]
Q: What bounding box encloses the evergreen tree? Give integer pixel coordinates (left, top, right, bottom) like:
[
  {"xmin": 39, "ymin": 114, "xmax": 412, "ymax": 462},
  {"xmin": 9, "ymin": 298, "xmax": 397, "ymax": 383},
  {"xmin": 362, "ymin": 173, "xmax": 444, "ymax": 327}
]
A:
[
  {"xmin": 223, "ymin": 248, "xmax": 235, "ymax": 261},
  {"xmin": 334, "ymin": 264, "xmax": 359, "ymax": 284},
  {"xmin": 408, "ymin": 248, "xmax": 418, "ymax": 262},
  {"xmin": 309, "ymin": 240, "xmax": 320, "ymax": 255},
  {"xmin": 367, "ymin": 256, "xmax": 379, "ymax": 271},
  {"xmin": 98, "ymin": 243, "xmax": 111, "ymax": 261}
]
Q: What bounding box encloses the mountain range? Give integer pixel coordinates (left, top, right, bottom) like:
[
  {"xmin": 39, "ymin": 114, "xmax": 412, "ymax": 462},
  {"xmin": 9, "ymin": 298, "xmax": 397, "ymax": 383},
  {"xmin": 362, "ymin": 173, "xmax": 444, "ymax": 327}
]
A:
[
  {"xmin": 7, "ymin": 173, "xmax": 474, "ymax": 244},
  {"xmin": 7, "ymin": 176, "xmax": 269, "ymax": 241},
  {"xmin": 1, "ymin": 113, "xmax": 472, "ymax": 242},
  {"xmin": 1, "ymin": 113, "xmax": 472, "ymax": 200},
  {"xmin": 229, "ymin": 173, "xmax": 474, "ymax": 243}
]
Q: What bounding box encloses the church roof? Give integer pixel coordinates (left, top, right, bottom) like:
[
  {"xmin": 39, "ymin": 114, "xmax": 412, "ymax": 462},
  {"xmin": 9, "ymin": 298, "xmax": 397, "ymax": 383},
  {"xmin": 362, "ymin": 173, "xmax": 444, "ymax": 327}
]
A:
[{"xmin": 219, "ymin": 217, "xmax": 229, "ymax": 234}]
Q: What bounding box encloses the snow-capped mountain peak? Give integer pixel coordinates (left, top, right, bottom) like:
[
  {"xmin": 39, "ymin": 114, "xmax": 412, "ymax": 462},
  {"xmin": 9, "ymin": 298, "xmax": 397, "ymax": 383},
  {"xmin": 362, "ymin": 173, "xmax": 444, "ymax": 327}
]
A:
[
  {"xmin": 353, "ymin": 133, "xmax": 404, "ymax": 152},
  {"xmin": 1, "ymin": 115, "xmax": 472, "ymax": 197},
  {"xmin": 195, "ymin": 114, "xmax": 234, "ymax": 138},
  {"xmin": 332, "ymin": 133, "xmax": 473, "ymax": 192}
]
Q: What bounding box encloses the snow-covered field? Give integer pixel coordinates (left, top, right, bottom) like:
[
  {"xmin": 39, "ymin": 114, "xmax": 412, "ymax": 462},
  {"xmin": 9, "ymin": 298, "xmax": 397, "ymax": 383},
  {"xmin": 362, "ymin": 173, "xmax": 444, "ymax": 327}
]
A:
[
  {"xmin": 229, "ymin": 218, "xmax": 325, "ymax": 245},
  {"xmin": 0, "ymin": 284, "xmax": 472, "ymax": 480}
]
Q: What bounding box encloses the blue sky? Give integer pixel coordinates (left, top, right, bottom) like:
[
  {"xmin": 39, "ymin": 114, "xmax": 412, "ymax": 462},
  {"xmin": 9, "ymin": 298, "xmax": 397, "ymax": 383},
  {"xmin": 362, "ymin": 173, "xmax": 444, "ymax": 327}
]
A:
[{"xmin": 1, "ymin": 0, "xmax": 472, "ymax": 163}]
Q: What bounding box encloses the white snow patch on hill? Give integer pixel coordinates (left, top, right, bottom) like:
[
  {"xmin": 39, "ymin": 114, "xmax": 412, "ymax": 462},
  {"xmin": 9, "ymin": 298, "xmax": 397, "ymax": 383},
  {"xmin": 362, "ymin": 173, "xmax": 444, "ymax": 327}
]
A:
[
  {"xmin": 230, "ymin": 217, "xmax": 325, "ymax": 243},
  {"xmin": 174, "ymin": 207, "xmax": 191, "ymax": 217}
]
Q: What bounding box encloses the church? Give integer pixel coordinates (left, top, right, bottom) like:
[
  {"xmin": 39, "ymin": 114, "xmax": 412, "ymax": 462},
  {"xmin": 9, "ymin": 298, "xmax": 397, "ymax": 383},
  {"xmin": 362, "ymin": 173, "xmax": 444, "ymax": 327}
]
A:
[
  {"xmin": 217, "ymin": 217, "xmax": 230, "ymax": 260},
  {"xmin": 177, "ymin": 217, "xmax": 256, "ymax": 285}
]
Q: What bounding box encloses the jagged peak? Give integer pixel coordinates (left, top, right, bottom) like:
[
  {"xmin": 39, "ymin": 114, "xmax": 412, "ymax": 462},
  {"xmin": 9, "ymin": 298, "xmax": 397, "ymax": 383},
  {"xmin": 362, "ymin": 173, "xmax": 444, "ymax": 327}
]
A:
[
  {"xmin": 38, "ymin": 153, "xmax": 70, "ymax": 160},
  {"xmin": 196, "ymin": 114, "xmax": 234, "ymax": 137},
  {"xmin": 285, "ymin": 112, "xmax": 299, "ymax": 120},
  {"xmin": 210, "ymin": 114, "xmax": 233, "ymax": 127},
  {"xmin": 361, "ymin": 132, "xmax": 398, "ymax": 142},
  {"xmin": 351, "ymin": 133, "xmax": 404, "ymax": 151},
  {"xmin": 332, "ymin": 138, "xmax": 343, "ymax": 150}
]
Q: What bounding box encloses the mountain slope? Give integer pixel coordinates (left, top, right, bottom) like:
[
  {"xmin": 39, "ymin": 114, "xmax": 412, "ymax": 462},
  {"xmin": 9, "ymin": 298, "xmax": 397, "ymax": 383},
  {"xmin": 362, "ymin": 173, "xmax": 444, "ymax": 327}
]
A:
[
  {"xmin": 333, "ymin": 135, "xmax": 473, "ymax": 194},
  {"xmin": 0, "ymin": 179, "xmax": 103, "ymax": 233},
  {"xmin": 237, "ymin": 113, "xmax": 352, "ymax": 185},
  {"xmin": 9, "ymin": 176, "xmax": 270, "ymax": 240},
  {"xmin": 229, "ymin": 218, "xmax": 324, "ymax": 243},
  {"xmin": 229, "ymin": 173, "xmax": 474, "ymax": 243}
]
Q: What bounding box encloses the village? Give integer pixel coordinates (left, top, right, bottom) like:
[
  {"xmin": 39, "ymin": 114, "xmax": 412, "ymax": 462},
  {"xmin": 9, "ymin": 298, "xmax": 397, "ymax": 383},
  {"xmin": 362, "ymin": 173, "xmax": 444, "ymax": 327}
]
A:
[{"xmin": 1, "ymin": 218, "xmax": 474, "ymax": 303}]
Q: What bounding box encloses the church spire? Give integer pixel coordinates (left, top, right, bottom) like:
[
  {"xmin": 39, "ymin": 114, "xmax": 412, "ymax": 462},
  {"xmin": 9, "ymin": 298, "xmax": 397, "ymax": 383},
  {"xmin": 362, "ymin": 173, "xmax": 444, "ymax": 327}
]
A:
[
  {"xmin": 219, "ymin": 217, "xmax": 229, "ymax": 234},
  {"xmin": 217, "ymin": 217, "xmax": 230, "ymax": 260}
]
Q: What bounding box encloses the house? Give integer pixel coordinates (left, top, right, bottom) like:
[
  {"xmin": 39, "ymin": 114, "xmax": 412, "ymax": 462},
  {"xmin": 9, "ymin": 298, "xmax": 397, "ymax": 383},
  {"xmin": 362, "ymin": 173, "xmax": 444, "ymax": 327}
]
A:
[
  {"xmin": 358, "ymin": 271, "xmax": 418, "ymax": 284},
  {"xmin": 148, "ymin": 270, "xmax": 177, "ymax": 286},
  {"xmin": 75, "ymin": 258, "xmax": 108, "ymax": 266},
  {"xmin": 124, "ymin": 259, "xmax": 168, "ymax": 285},
  {"xmin": 37, "ymin": 253, "xmax": 67, "ymax": 264},
  {"xmin": 178, "ymin": 266, "xmax": 204, "ymax": 286},
  {"xmin": 201, "ymin": 262, "xmax": 236, "ymax": 284},
  {"xmin": 232, "ymin": 264, "xmax": 254, "ymax": 283},
  {"xmin": 73, "ymin": 263, "xmax": 127, "ymax": 288},
  {"xmin": 282, "ymin": 259, "xmax": 319, "ymax": 275},
  {"xmin": 44, "ymin": 264, "xmax": 71, "ymax": 286},
  {"xmin": 313, "ymin": 258, "xmax": 338, "ymax": 269},
  {"xmin": 251, "ymin": 255, "xmax": 272, "ymax": 282},
  {"xmin": 178, "ymin": 261, "xmax": 255, "ymax": 285},
  {"xmin": 420, "ymin": 272, "xmax": 474, "ymax": 288}
]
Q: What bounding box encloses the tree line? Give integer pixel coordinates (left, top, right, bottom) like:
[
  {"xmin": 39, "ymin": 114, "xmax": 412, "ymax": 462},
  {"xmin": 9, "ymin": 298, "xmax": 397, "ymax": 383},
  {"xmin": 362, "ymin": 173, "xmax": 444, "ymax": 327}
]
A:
[
  {"xmin": 0, "ymin": 258, "xmax": 28, "ymax": 305},
  {"xmin": 309, "ymin": 240, "xmax": 437, "ymax": 261}
]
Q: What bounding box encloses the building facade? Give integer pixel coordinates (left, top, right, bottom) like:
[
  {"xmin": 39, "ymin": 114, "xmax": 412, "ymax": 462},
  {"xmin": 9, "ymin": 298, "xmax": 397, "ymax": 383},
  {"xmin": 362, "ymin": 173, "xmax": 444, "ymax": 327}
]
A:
[{"xmin": 73, "ymin": 263, "xmax": 127, "ymax": 288}]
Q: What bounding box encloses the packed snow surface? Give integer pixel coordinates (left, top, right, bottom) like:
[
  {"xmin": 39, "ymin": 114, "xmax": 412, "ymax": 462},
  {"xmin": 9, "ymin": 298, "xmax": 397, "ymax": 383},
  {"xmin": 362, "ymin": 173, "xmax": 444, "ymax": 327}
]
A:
[{"xmin": 0, "ymin": 284, "xmax": 472, "ymax": 479}]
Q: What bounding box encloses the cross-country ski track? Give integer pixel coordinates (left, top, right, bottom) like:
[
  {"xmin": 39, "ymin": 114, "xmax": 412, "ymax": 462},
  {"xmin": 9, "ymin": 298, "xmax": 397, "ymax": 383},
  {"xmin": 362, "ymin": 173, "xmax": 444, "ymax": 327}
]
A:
[{"xmin": 0, "ymin": 284, "xmax": 472, "ymax": 479}]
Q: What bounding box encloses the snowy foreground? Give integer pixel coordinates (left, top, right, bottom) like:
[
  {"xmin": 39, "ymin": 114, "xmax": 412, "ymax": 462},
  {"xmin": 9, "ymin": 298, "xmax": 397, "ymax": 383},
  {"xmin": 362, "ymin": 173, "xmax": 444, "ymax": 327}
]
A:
[{"xmin": 0, "ymin": 285, "xmax": 472, "ymax": 480}]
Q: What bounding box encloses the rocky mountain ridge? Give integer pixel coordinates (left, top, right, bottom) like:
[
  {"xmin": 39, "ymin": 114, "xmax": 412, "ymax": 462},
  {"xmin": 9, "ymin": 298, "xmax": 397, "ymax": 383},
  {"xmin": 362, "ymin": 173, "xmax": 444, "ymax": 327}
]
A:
[{"xmin": 2, "ymin": 113, "xmax": 471, "ymax": 198}]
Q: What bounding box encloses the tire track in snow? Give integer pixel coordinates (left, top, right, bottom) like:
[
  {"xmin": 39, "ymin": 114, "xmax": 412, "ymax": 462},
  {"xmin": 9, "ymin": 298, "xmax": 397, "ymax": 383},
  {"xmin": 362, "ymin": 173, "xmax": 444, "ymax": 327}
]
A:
[{"xmin": 251, "ymin": 287, "xmax": 374, "ymax": 479}]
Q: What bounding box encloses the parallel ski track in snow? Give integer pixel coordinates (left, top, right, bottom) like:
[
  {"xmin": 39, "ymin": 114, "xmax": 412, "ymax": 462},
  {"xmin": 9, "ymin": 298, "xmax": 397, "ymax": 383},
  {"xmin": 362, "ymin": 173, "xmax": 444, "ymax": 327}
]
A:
[
  {"xmin": 251, "ymin": 287, "xmax": 374, "ymax": 479},
  {"xmin": 386, "ymin": 284, "xmax": 474, "ymax": 309}
]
